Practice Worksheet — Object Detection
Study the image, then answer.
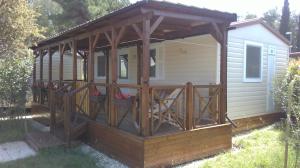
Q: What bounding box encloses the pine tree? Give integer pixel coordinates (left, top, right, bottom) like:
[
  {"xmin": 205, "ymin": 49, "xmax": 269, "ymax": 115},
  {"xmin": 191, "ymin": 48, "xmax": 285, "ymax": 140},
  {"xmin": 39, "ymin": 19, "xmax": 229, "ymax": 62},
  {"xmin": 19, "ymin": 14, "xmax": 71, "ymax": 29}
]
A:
[{"xmin": 279, "ymin": 0, "xmax": 290, "ymax": 38}]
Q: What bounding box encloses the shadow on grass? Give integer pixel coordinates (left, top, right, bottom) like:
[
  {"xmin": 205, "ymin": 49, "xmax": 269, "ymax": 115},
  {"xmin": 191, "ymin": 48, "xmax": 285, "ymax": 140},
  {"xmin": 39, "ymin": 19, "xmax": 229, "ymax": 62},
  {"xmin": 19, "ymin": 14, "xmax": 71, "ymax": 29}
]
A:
[{"xmin": 0, "ymin": 147, "xmax": 98, "ymax": 168}]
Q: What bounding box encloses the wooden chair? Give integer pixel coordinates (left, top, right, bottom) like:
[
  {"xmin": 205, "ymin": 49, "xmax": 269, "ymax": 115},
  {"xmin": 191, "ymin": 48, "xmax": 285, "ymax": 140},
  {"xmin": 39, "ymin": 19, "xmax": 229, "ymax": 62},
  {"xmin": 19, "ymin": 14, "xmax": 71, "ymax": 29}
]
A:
[{"xmin": 150, "ymin": 88, "xmax": 185, "ymax": 133}]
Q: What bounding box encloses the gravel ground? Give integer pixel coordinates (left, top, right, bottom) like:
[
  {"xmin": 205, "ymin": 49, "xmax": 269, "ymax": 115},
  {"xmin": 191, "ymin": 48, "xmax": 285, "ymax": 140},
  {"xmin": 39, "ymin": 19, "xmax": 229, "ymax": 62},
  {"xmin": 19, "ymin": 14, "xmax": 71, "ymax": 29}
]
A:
[
  {"xmin": 80, "ymin": 144, "xmax": 128, "ymax": 168},
  {"xmin": 79, "ymin": 125, "xmax": 276, "ymax": 168}
]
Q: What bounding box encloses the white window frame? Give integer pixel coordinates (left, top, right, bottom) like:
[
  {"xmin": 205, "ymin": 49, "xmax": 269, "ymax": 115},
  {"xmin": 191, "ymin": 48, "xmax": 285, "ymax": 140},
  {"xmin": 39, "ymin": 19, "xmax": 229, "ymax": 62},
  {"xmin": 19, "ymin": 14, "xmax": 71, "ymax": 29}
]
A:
[
  {"xmin": 243, "ymin": 41, "xmax": 264, "ymax": 83},
  {"xmin": 149, "ymin": 46, "xmax": 159, "ymax": 80},
  {"xmin": 117, "ymin": 49, "xmax": 129, "ymax": 80},
  {"xmin": 95, "ymin": 52, "xmax": 106, "ymax": 80}
]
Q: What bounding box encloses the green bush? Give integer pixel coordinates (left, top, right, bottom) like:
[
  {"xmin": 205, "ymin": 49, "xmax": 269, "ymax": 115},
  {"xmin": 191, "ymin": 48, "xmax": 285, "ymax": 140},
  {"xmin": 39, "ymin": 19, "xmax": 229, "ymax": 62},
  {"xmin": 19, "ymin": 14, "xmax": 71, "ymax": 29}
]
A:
[{"xmin": 274, "ymin": 59, "xmax": 300, "ymax": 166}]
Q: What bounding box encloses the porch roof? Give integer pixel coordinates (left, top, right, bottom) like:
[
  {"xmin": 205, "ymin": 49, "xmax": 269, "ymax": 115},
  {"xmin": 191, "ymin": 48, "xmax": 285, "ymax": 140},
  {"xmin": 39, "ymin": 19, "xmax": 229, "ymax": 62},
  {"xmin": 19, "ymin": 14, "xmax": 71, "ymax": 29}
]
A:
[{"xmin": 32, "ymin": 0, "xmax": 237, "ymax": 51}]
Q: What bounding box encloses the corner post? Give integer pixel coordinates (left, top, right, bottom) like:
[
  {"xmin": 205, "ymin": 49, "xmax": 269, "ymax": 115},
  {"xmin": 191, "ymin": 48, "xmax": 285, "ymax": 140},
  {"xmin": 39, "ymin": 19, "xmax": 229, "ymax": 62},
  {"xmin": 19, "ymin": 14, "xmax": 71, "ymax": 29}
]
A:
[
  {"xmin": 109, "ymin": 28, "xmax": 118, "ymax": 127},
  {"xmin": 220, "ymin": 24, "xmax": 228, "ymax": 124},
  {"xmin": 59, "ymin": 44, "xmax": 64, "ymax": 85},
  {"xmin": 185, "ymin": 82, "xmax": 194, "ymax": 130},
  {"xmin": 88, "ymin": 35, "xmax": 95, "ymax": 118},
  {"xmin": 72, "ymin": 40, "xmax": 78, "ymax": 81},
  {"xmin": 140, "ymin": 19, "xmax": 151, "ymax": 136},
  {"xmin": 39, "ymin": 50, "xmax": 44, "ymax": 104},
  {"xmin": 33, "ymin": 52, "xmax": 37, "ymax": 102}
]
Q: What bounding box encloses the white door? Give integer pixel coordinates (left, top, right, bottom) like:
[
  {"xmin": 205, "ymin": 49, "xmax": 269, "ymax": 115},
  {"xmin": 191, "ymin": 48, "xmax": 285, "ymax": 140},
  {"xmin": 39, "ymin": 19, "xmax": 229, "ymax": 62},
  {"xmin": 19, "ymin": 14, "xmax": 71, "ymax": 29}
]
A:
[{"xmin": 267, "ymin": 46, "xmax": 276, "ymax": 112}]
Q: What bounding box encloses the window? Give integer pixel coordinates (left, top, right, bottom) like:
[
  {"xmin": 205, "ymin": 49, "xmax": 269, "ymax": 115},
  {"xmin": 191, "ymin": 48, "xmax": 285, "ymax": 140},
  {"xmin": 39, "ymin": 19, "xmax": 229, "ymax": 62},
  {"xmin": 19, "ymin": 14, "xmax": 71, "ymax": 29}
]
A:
[
  {"xmin": 97, "ymin": 55, "xmax": 106, "ymax": 77},
  {"xmin": 150, "ymin": 49, "xmax": 156, "ymax": 78},
  {"xmin": 119, "ymin": 54, "xmax": 128, "ymax": 79},
  {"xmin": 244, "ymin": 41, "xmax": 263, "ymax": 82}
]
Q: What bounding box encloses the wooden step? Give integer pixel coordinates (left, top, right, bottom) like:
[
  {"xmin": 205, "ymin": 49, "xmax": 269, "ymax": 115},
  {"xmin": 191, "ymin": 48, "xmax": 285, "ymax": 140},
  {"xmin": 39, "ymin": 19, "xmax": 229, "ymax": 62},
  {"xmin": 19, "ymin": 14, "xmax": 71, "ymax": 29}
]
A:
[{"xmin": 25, "ymin": 131, "xmax": 65, "ymax": 151}]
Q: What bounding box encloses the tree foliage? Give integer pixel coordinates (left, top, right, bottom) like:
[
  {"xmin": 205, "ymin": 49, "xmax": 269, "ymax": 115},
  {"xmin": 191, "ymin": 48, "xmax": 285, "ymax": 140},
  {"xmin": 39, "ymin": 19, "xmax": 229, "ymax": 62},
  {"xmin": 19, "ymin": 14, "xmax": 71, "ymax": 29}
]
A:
[
  {"xmin": 0, "ymin": 0, "xmax": 43, "ymax": 116},
  {"xmin": 263, "ymin": 8, "xmax": 281, "ymax": 29},
  {"xmin": 279, "ymin": 0, "xmax": 290, "ymax": 38},
  {"xmin": 0, "ymin": 0, "xmax": 44, "ymax": 57},
  {"xmin": 274, "ymin": 59, "xmax": 300, "ymax": 145},
  {"xmin": 31, "ymin": 0, "xmax": 130, "ymax": 36}
]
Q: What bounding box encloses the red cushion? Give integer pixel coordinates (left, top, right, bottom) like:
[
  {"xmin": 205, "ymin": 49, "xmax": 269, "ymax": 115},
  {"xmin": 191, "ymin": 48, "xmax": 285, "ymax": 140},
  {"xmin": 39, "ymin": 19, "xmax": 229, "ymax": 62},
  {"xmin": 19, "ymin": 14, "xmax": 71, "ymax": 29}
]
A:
[
  {"xmin": 115, "ymin": 93, "xmax": 131, "ymax": 99},
  {"xmin": 91, "ymin": 89, "xmax": 101, "ymax": 96}
]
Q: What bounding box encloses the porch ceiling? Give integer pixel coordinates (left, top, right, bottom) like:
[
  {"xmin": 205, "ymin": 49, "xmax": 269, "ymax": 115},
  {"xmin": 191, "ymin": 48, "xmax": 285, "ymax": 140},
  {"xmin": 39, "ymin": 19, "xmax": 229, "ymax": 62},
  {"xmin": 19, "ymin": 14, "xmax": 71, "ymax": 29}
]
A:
[{"xmin": 32, "ymin": 0, "xmax": 237, "ymax": 51}]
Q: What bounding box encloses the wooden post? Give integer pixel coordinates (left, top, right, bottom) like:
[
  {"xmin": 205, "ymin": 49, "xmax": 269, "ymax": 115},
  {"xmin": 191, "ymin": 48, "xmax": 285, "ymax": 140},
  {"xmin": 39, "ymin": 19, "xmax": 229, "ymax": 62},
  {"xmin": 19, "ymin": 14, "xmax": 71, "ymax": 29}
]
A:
[
  {"xmin": 220, "ymin": 24, "xmax": 228, "ymax": 124},
  {"xmin": 39, "ymin": 50, "xmax": 44, "ymax": 104},
  {"xmin": 88, "ymin": 36, "xmax": 95, "ymax": 82},
  {"xmin": 59, "ymin": 44, "xmax": 64, "ymax": 84},
  {"xmin": 109, "ymin": 28, "xmax": 118, "ymax": 127},
  {"xmin": 104, "ymin": 48, "xmax": 110, "ymax": 123},
  {"xmin": 185, "ymin": 82, "xmax": 193, "ymax": 130},
  {"xmin": 33, "ymin": 54, "xmax": 37, "ymax": 102},
  {"xmin": 63, "ymin": 94, "xmax": 71, "ymax": 146},
  {"xmin": 72, "ymin": 40, "xmax": 77, "ymax": 81},
  {"xmin": 88, "ymin": 35, "xmax": 95, "ymax": 118},
  {"xmin": 140, "ymin": 19, "xmax": 151, "ymax": 136},
  {"xmin": 48, "ymin": 48, "xmax": 52, "ymax": 82},
  {"xmin": 137, "ymin": 42, "xmax": 142, "ymax": 85}
]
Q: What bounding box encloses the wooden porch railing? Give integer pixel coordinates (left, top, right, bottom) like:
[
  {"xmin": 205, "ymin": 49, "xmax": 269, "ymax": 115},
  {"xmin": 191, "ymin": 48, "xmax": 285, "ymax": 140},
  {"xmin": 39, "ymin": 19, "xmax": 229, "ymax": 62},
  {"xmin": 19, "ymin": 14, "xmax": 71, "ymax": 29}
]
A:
[
  {"xmin": 193, "ymin": 84, "xmax": 221, "ymax": 127},
  {"xmin": 149, "ymin": 85, "xmax": 186, "ymax": 135},
  {"xmin": 47, "ymin": 81, "xmax": 223, "ymax": 139},
  {"xmin": 49, "ymin": 81, "xmax": 75, "ymax": 133},
  {"xmin": 112, "ymin": 84, "xmax": 141, "ymax": 134}
]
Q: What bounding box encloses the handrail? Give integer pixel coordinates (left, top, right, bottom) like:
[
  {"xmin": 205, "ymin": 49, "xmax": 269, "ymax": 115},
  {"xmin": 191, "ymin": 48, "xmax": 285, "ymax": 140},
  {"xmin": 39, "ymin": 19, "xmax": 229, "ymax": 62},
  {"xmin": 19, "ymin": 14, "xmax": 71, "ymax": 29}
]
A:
[
  {"xmin": 149, "ymin": 85, "xmax": 185, "ymax": 89},
  {"xmin": 113, "ymin": 83, "xmax": 141, "ymax": 89},
  {"xmin": 68, "ymin": 82, "xmax": 90, "ymax": 96},
  {"xmin": 193, "ymin": 84, "xmax": 220, "ymax": 88}
]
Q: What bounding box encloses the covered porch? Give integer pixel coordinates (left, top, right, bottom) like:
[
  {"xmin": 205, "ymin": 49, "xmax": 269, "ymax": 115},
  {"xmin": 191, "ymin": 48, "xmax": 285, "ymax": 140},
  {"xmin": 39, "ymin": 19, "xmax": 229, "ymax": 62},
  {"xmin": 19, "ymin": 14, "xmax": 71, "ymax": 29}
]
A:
[{"xmin": 31, "ymin": 1, "xmax": 236, "ymax": 167}]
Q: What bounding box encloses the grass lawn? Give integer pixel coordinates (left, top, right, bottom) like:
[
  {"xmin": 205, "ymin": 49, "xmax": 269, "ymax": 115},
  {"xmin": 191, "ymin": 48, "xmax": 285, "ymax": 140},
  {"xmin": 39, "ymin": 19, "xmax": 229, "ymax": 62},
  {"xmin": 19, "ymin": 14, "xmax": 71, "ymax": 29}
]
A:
[
  {"xmin": 202, "ymin": 125, "xmax": 299, "ymax": 168},
  {"xmin": 0, "ymin": 119, "xmax": 98, "ymax": 168},
  {"xmin": 0, "ymin": 119, "xmax": 31, "ymax": 144},
  {"xmin": 0, "ymin": 147, "xmax": 98, "ymax": 168}
]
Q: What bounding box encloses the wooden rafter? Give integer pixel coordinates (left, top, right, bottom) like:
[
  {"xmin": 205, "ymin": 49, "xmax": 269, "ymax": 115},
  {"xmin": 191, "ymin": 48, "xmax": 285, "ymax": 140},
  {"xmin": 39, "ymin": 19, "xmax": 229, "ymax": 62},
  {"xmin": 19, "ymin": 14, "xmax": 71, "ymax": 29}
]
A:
[
  {"xmin": 141, "ymin": 8, "xmax": 225, "ymax": 23},
  {"xmin": 132, "ymin": 24, "xmax": 143, "ymax": 39},
  {"xmin": 150, "ymin": 16, "xmax": 164, "ymax": 34}
]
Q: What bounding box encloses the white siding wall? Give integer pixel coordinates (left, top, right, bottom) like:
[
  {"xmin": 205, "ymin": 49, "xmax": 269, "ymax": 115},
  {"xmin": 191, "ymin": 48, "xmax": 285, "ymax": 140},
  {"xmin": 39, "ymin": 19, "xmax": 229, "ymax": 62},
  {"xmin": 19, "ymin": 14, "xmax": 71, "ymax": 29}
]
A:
[
  {"xmin": 35, "ymin": 52, "xmax": 84, "ymax": 81},
  {"xmin": 227, "ymin": 24, "xmax": 289, "ymax": 119},
  {"xmin": 93, "ymin": 34, "xmax": 219, "ymax": 86}
]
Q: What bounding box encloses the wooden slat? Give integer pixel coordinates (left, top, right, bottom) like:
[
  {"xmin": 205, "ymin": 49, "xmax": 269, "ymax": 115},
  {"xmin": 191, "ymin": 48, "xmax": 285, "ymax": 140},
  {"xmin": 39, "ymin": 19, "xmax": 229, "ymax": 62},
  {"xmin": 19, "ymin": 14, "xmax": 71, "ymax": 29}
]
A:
[{"xmin": 144, "ymin": 124, "xmax": 232, "ymax": 167}]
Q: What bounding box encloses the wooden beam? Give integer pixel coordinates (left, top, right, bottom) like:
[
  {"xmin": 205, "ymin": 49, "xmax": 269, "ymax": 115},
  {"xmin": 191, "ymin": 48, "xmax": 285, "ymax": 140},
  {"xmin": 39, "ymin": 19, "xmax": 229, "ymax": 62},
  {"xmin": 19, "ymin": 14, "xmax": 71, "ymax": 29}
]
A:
[
  {"xmin": 141, "ymin": 8, "xmax": 225, "ymax": 23},
  {"xmin": 109, "ymin": 28, "xmax": 118, "ymax": 127},
  {"xmin": 140, "ymin": 19, "xmax": 151, "ymax": 136},
  {"xmin": 72, "ymin": 40, "xmax": 77, "ymax": 80},
  {"xmin": 93, "ymin": 33, "xmax": 100, "ymax": 49},
  {"xmin": 210, "ymin": 23, "xmax": 223, "ymax": 43},
  {"xmin": 185, "ymin": 82, "xmax": 193, "ymax": 130},
  {"xmin": 33, "ymin": 54, "xmax": 37, "ymax": 84},
  {"xmin": 132, "ymin": 24, "xmax": 143, "ymax": 39},
  {"xmin": 104, "ymin": 32, "xmax": 112, "ymax": 45},
  {"xmin": 150, "ymin": 16, "xmax": 164, "ymax": 35},
  {"xmin": 88, "ymin": 35, "xmax": 95, "ymax": 82},
  {"xmin": 115, "ymin": 26, "xmax": 126, "ymax": 45},
  {"xmin": 59, "ymin": 44, "xmax": 64, "ymax": 82},
  {"xmin": 219, "ymin": 24, "xmax": 228, "ymax": 124},
  {"xmin": 136, "ymin": 42, "xmax": 142, "ymax": 85},
  {"xmin": 39, "ymin": 50, "xmax": 43, "ymax": 81},
  {"xmin": 48, "ymin": 48, "xmax": 52, "ymax": 82}
]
